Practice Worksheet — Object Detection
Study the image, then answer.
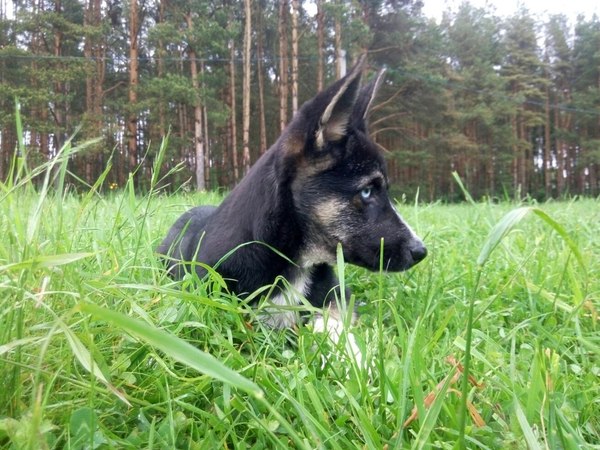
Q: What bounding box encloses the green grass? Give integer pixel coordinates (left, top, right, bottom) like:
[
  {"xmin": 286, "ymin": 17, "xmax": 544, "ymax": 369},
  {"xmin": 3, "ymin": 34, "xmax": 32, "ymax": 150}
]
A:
[{"xmin": 1, "ymin": 146, "xmax": 599, "ymax": 448}]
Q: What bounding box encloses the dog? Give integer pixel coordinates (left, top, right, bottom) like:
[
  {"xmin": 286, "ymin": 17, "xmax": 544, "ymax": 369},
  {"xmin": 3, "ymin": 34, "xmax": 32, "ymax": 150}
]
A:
[{"xmin": 158, "ymin": 55, "xmax": 427, "ymax": 364}]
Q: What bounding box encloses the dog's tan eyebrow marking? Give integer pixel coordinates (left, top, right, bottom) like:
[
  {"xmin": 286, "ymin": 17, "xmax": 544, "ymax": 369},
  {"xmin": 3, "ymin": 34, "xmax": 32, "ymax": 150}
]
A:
[{"xmin": 357, "ymin": 171, "xmax": 385, "ymax": 188}]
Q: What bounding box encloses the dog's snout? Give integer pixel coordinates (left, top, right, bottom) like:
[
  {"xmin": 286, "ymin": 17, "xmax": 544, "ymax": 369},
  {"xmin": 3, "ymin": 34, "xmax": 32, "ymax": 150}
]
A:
[{"xmin": 410, "ymin": 241, "xmax": 427, "ymax": 263}]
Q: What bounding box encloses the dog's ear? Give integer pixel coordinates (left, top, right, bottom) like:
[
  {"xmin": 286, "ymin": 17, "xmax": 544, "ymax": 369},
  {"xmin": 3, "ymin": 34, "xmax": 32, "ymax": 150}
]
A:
[
  {"xmin": 351, "ymin": 69, "xmax": 386, "ymax": 132},
  {"xmin": 314, "ymin": 54, "xmax": 367, "ymax": 148}
]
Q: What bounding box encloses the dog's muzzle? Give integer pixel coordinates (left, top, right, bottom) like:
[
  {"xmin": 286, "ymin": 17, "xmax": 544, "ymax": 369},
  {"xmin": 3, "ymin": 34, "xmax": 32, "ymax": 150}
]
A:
[{"xmin": 409, "ymin": 239, "xmax": 427, "ymax": 264}]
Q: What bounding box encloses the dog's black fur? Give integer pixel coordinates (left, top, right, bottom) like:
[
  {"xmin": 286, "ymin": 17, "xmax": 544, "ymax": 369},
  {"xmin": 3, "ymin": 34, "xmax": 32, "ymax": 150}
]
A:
[{"xmin": 158, "ymin": 56, "xmax": 426, "ymax": 328}]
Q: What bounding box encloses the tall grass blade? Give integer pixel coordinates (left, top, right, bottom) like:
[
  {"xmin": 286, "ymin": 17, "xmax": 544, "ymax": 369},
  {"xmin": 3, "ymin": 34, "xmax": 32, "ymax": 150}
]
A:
[
  {"xmin": 477, "ymin": 206, "xmax": 531, "ymax": 266},
  {"xmin": 0, "ymin": 337, "xmax": 40, "ymax": 356},
  {"xmin": 514, "ymin": 396, "xmax": 543, "ymax": 450},
  {"xmin": 77, "ymin": 152, "xmax": 112, "ymax": 209},
  {"xmin": 150, "ymin": 133, "xmax": 169, "ymax": 190},
  {"xmin": 460, "ymin": 205, "xmax": 586, "ymax": 448},
  {"xmin": 477, "ymin": 206, "xmax": 585, "ymax": 271},
  {"xmin": 529, "ymin": 208, "xmax": 586, "ymax": 271},
  {"xmin": 452, "ymin": 171, "xmax": 476, "ymax": 205},
  {"xmin": 57, "ymin": 320, "xmax": 131, "ymax": 406},
  {"xmin": 78, "ymin": 302, "xmax": 263, "ymax": 398},
  {"xmin": 411, "ymin": 368, "xmax": 456, "ymax": 450},
  {"xmin": 0, "ymin": 253, "xmax": 94, "ymax": 273},
  {"xmin": 55, "ymin": 130, "xmax": 78, "ymax": 195},
  {"xmin": 14, "ymin": 99, "xmax": 27, "ymax": 182}
]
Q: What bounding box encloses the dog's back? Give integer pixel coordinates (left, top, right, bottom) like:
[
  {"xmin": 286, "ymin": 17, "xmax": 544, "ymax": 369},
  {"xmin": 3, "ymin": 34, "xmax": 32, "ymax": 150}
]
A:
[{"xmin": 158, "ymin": 205, "xmax": 217, "ymax": 279}]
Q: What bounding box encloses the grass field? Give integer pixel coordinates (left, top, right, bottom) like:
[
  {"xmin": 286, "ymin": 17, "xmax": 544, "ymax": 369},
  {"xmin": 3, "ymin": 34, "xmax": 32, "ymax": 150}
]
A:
[{"xmin": 1, "ymin": 149, "xmax": 599, "ymax": 448}]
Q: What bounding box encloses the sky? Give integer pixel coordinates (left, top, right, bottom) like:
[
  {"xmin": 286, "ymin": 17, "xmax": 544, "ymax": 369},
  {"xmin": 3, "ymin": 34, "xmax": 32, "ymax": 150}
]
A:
[{"xmin": 421, "ymin": 0, "xmax": 600, "ymax": 23}]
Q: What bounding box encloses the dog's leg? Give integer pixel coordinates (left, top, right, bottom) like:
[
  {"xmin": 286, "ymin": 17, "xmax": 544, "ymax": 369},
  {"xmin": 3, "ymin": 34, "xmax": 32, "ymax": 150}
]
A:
[{"xmin": 312, "ymin": 302, "xmax": 363, "ymax": 369}]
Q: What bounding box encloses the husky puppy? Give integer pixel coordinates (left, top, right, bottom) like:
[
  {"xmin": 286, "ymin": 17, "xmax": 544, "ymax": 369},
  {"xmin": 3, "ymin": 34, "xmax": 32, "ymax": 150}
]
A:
[{"xmin": 158, "ymin": 56, "xmax": 426, "ymax": 359}]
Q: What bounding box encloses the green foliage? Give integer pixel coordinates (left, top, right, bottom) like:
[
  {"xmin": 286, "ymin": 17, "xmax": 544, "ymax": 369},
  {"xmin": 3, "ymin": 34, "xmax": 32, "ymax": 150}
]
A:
[
  {"xmin": 1, "ymin": 136, "xmax": 598, "ymax": 447},
  {"xmin": 78, "ymin": 302, "xmax": 263, "ymax": 398},
  {"xmin": 2, "ymin": 1, "xmax": 599, "ymax": 198}
]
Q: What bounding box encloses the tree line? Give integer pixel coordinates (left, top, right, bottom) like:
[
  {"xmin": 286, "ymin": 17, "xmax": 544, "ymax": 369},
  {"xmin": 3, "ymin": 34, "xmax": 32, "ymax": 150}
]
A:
[{"xmin": 1, "ymin": 0, "xmax": 599, "ymax": 200}]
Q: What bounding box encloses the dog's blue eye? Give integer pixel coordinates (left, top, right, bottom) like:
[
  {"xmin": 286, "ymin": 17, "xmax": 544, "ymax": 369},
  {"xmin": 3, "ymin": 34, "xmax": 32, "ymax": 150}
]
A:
[{"xmin": 360, "ymin": 187, "xmax": 372, "ymax": 199}]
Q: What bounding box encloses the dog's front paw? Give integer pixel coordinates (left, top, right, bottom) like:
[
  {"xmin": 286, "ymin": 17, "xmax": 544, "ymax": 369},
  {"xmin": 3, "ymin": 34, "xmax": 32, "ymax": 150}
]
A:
[{"xmin": 312, "ymin": 313, "xmax": 363, "ymax": 369}]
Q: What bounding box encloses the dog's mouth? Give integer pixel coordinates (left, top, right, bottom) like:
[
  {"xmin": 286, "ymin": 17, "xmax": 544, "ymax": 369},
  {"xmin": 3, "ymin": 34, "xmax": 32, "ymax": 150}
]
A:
[
  {"xmin": 380, "ymin": 253, "xmax": 426, "ymax": 272},
  {"xmin": 345, "ymin": 241, "xmax": 427, "ymax": 272}
]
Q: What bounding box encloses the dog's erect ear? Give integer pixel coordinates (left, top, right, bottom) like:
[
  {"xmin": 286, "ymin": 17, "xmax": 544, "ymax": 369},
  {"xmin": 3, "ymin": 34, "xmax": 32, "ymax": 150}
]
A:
[
  {"xmin": 352, "ymin": 69, "xmax": 386, "ymax": 132},
  {"xmin": 314, "ymin": 55, "xmax": 367, "ymax": 148}
]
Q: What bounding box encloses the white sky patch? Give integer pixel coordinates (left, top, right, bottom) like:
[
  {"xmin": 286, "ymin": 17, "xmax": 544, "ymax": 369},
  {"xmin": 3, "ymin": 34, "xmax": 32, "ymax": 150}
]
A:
[{"xmin": 422, "ymin": 0, "xmax": 599, "ymax": 23}]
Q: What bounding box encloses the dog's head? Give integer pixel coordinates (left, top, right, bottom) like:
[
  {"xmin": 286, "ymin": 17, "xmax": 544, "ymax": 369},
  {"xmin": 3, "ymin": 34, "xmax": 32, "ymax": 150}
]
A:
[{"xmin": 281, "ymin": 55, "xmax": 427, "ymax": 271}]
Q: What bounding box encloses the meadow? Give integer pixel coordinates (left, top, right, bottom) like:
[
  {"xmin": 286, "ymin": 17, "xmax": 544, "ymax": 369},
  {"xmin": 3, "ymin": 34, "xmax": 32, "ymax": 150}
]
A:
[{"xmin": 0, "ymin": 147, "xmax": 599, "ymax": 448}]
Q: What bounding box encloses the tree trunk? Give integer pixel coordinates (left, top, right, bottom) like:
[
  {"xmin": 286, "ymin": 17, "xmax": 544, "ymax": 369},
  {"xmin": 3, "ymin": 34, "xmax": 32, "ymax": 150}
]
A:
[
  {"xmin": 84, "ymin": 0, "xmax": 103, "ymax": 184},
  {"xmin": 511, "ymin": 113, "xmax": 519, "ymax": 196},
  {"xmin": 128, "ymin": 0, "xmax": 139, "ymax": 172},
  {"xmin": 519, "ymin": 116, "xmax": 527, "ymax": 194},
  {"xmin": 52, "ymin": 0, "xmax": 63, "ymax": 154},
  {"xmin": 290, "ymin": 0, "xmax": 299, "ymax": 115},
  {"xmin": 242, "ymin": 0, "xmax": 252, "ymax": 175},
  {"xmin": 554, "ymin": 105, "xmax": 565, "ymax": 196},
  {"xmin": 40, "ymin": 108, "xmax": 49, "ymax": 159},
  {"xmin": 84, "ymin": 0, "xmax": 93, "ymax": 183},
  {"xmin": 489, "ymin": 138, "xmax": 495, "ymax": 197},
  {"xmin": 334, "ymin": 11, "xmax": 344, "ymax": 78},
  {"xmin": 186, "ymin": 13, "xmax": 206, "ymax": 191},
  {"xmin": 157, "ymin": 0, "xmax": 166, "ymax": 138},
  {"xmin": 563, "ymin": 98, "xmax": 573, "ymax": 194},
  {"xmin": 544, "ymin": 86, "xmax": 552, "ymax": 198},
  {"xmin": 278, "ymin": 0, "xmax": 289, "ymax": 132},
  {"xmin": 316, "ymin": 0, "xmax": 324, "ymax": 91},
  {"xmin": 229, "ymin": 39, "xmax": 239, "ymax": 183},
  {"xmin": 256, "ymin": 1, "xmax": 267, "ymax": 154},
  {"xmin": 590, "ymin": 163, "xmax": 598, "ymax": 197},
  {"xmin": 84, "ymin": 0, "xmax": 93, "ymax": 133},
  {"xmin": 201, "ymin": 61, "xmax": 210, "ymax": 188}
]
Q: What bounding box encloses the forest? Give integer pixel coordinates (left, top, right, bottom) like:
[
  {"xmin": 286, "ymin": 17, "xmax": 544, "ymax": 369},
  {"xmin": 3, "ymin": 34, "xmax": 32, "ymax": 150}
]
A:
[{"xmin": 1, "ymin": 0, "xmax": 599, "ymax": 201}]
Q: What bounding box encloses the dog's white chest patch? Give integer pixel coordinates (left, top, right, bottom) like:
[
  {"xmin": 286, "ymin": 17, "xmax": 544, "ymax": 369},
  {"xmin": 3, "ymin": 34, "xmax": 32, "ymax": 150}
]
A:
[{"xmin": 259, "ymin": 271, "xmax": 312, "ymax": 329}]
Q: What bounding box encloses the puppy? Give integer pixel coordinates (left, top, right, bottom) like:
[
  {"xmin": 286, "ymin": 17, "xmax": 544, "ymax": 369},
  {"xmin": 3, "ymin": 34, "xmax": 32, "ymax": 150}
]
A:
[{"xmin": 158, "ymin": 56, "xmax": 426, "ymax": 363}]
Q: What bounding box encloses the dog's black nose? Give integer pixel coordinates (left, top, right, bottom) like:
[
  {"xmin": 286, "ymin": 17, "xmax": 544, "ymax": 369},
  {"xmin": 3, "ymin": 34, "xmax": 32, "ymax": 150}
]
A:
[{"xmin": 410, "ymin": 243, "xmax": 427, "ymax": 263}]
